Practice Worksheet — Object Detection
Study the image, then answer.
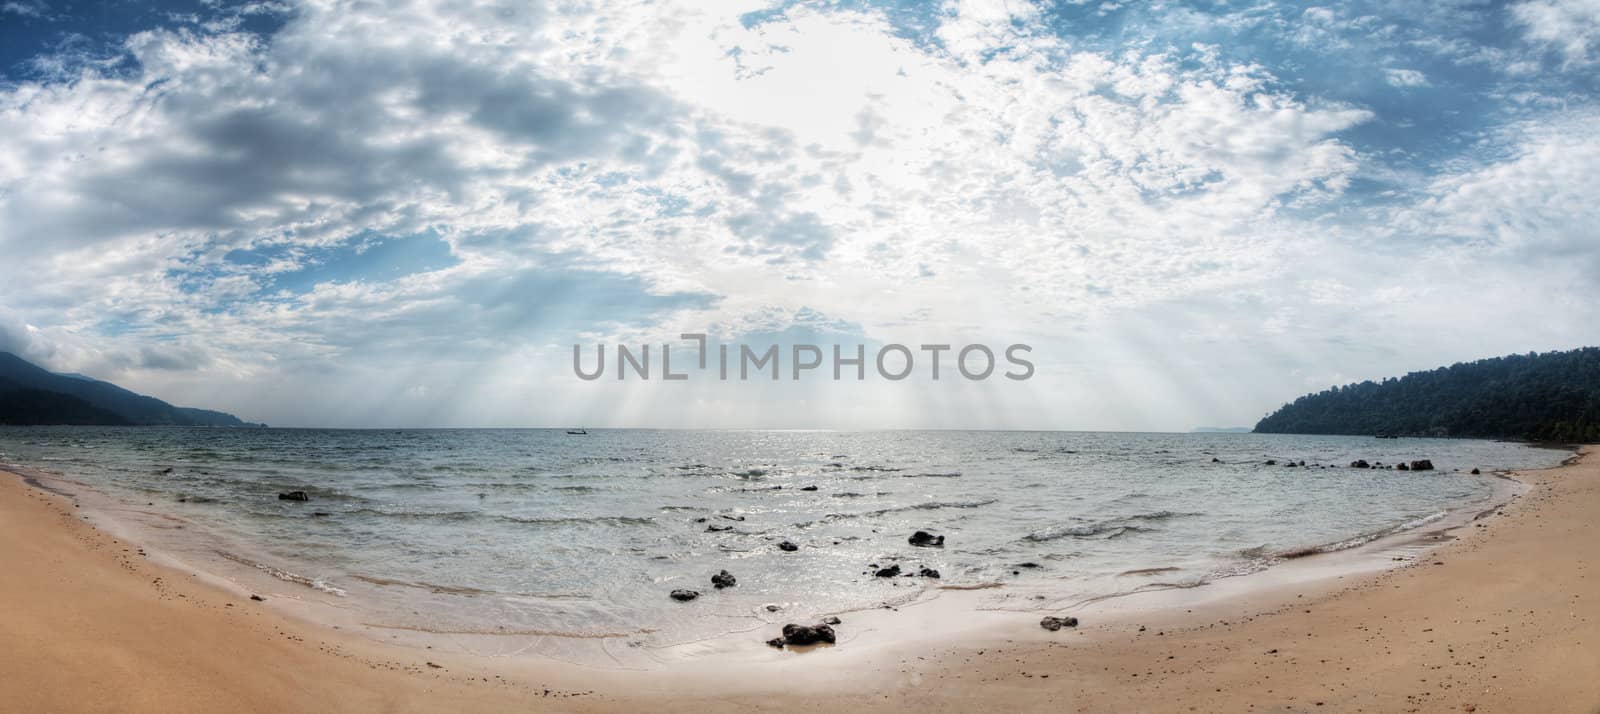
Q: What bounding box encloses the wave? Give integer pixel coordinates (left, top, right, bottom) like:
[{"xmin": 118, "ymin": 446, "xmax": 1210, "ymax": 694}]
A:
[
  {"xmin": 794, "ymin": 499, "xmax": 998, "ymax": 527},
  {"xmin": 215, "ymin": 550, "xmax": 347, "ymax": 596},
  {"xmin": 1023, "ymin": 511, "xmax": 1199, "ymax": 542},
  {"xmin": 341, "ymin": 507, "xmax": 655, "ymax": 528},
  {"xmin": 1276, "ymin": 511, "xmax": 1447, "ymax": 559},
  {"xmin": 349, "ymin": 574, "xmax": 503, "ymax": 596}
]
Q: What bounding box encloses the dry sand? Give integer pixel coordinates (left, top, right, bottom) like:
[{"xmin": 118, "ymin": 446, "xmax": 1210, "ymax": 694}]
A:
[{"xmin": 2, "ymin": 448, "xmax": 1596, "ymax": 713}]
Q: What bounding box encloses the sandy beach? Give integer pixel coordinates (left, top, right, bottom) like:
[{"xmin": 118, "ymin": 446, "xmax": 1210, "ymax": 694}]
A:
[{"xmin": 3, "ymin": 448, "xmax": 1597, "ymax": 713}]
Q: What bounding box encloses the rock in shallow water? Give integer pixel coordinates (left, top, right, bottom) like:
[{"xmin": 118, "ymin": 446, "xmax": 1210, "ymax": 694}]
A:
[
  {"xmin": 908, "ymin": 530, "xmax": 945, "ymax": 547},
  {"xmin": 278, "ymin": 491, "xmax": 309, "ymax": 501},
  {"xmin": 670, "ymin": 589, "xmax": 700, "ymax": 602},
  {"xmin": 711, "ymin": 570, "xmax": 737, "ymax": 589},
  {"xmin": 777, "ymin": 540, "xmax": 799, "ymax": 552},
  {"xmin": 918, "ymin": 567, "xmax": 941, "ymax": 579},
  {"xmin": 1410, "ymin": 459, "xmax": 1434, "ymax": 471},
  {"xmin": 777, "ymin": 623, "xmax": 836, "ymax": 646},
  {"xmin": 874, "ymin": 564, "xmax": 901, "ymax": 578},
  {"xmin": 1039, "ymin": 615, "xmax": 1078, "ymax": 631}
]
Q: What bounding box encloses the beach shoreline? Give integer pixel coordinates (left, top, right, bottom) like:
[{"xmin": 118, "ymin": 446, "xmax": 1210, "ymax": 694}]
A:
[{"xmin": 3, "ymin": 447, "xmax": 1597, "ymax": 711}]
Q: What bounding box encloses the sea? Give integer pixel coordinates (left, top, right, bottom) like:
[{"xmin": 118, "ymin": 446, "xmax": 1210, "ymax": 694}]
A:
[{"xmin": 0, "ymin": 427, "xmax": 1571, "ymax": 664}]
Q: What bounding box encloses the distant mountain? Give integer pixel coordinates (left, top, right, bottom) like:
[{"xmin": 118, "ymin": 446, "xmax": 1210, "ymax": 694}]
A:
[
  {"xmin": 0, "ymin": 352, "xmax": 259, "ymax": 427},
  {"xmin": 1191, "ymin": 426, "xmax": 1251, "ymax": 433},
  {"xmin": 1254, "ymin": 347, "xmax": 1600, "ymax": 441}
]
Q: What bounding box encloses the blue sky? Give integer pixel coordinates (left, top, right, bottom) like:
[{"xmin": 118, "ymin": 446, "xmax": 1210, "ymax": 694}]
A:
[{"xmin": 1, "ymin": 0, "xmax": 1598, "ymax": 428}]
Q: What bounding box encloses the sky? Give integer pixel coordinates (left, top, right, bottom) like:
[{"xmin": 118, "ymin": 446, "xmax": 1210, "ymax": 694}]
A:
[{"xmin": 1, "ymin": 0, "xmax": 1598, "ymax": 430}]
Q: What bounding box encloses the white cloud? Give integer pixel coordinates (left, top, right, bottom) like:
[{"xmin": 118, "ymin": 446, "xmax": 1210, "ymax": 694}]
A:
[
  {"xmin": 1384, "ymin": 68, "xmax": 1429, "ymax": 86},
  {"xmin": 1405, "ymin": 111, "xmax": 1600, "ymax": 258},
  {"xmin": 0, "ymin": 0, "xmax": 1596, "ymax": 428},
  {"xmin": 1513, "ymin": 0, "xmax": 1600, "ymax": 65}
]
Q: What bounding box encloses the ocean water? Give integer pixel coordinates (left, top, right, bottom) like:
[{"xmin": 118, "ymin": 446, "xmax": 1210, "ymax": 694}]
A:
[{"xmin": 0, "ymin": 428, "xmax": 1569, "ymax": 660}]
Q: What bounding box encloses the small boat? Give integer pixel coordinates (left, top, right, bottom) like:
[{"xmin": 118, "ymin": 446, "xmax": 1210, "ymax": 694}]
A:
[{"xmin": 566, "ymin": 428, "xmax": 588, "ymax": 435}]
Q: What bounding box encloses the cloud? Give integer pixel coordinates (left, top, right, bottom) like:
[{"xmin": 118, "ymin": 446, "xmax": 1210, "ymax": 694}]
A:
[
  {"xmin": 1514, "ymin": 0, "xmax": 1600, "ymax": 65},
  {"xmin": 1, "ymin": 1, "xmax": 46, "ymax": 19},
  {"xmin": 1384, "ymin": 68, "xmax": 1430, "ymax": 87},
  {"xmin": 1403, "ymin": 110, "xmax": 1600, "ymax": 259},
  {"xmin": 0, "ymin": 0, "xmax": 1596, "ymax": 428}
]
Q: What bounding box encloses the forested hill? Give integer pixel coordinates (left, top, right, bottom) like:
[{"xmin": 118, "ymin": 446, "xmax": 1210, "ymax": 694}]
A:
[
  {"xmin": 0, "ymin": 352, "xmax": 258, "ymax": 427},
  {"xmin": 1253, "ymin": 348, "xmax": 1600, "ymax": 442}
]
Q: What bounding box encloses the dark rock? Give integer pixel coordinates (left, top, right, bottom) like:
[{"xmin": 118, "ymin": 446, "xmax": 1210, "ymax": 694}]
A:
[
  {"xmin": 766, "ymin": 637, "xmax": 786, "ymax": 649},
  {"xmin": 822, "ymin": 616, "xmax": 842, "ymax": 625},
  {"xmin": 1285, "ymin": 461, "xmax": 1298, "ymax": 468},
  {"xmin": 158, "ymin": 467, "xmax": 174, "ymax": 474},
  {"xmin": 918, "ymin": 567, "xmax": 941, "ymax": 579},
  {"xmin": 718, "ymin": 515, "xmax": 746, "ymax": 521},
  {"xmin": 250, "ymin": 595, "xmax": 265, "ymax": 602},
  {"xmin": 779, "ymin": 623, "xmax": 837, "ymax": 646},
  {"xmin": 670, "ymin": 589, "xmax": 700, "ymax": 602},
  {"xmin": 1264, "ymin": 459, "xmax": 1277, "ymax": 465},
  {"xmin": 1040, "ymin": 616, "xmax": 1078, "ymax": 631},
  {"xmin": 312, "ymin": 511, "xmax": 330, "ymax": 517},
  {"xmin": 278, "ymin": 491, "xmax": 309, "ymax": 501},
  {"xmin": 706, "ymin": 524, "xmax": 733, "ymax": 532},
  {"xmin": 874, "ymin": 564, "xmax": 901, "ymax": 578},
  {"xmin": 777, "ymin": 540, "xmax": 799, "ymax": 552},
  {"xmin": 1017, "ymin": 562, "xmax": 1041, "ymax": 569},
  {"xmin": 1471, "ymin": 468, "xmax": 1481, "ymax": 475},
  {"xmin": 1397, "ymin": 463, "xmax": 1410, "ymax": 471},
  {"xmin": 711, "ymin": 570, "xmax": 737, "ymax": 589},
  {"xmin": 1350, "ymin": 460, "xmax": 1370, "ymax": 469},
  {"xmin": 908, "ymin": 530, "xmax": 945, "ymax": 547},
  {"xmin": 1410, "ymin": 459, "xmax": 1434, "ymax": 471},
  {"xmin": 766, "ymin": 604, "xmax": 782, "ymax": 612},
  {"xmin": 800, "ymin": 485, "xmax": 818, "ymax": 491},
  {"xmin": 1211, "ymin": 457, "xmax": 1221, "ymax": 463}
]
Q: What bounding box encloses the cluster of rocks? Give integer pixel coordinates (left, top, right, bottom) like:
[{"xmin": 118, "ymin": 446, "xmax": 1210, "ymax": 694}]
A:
[
  {"xmin": 866, "ymin": 561, "xmax": 942, "ymax": 579},
  {"xmin": 1039, "ymin": 615, "xmax": 1078, "ymax": 631},
  {"xmin": 681, "ymin": 514, "xmax": 1071, "ymax": 650},
  {"xmin": 766, "ymin": 622, "xmax": 837, "ymax": 649},
  {"xmin": 1346, "ymin": 458, "xmax": 1435, "ymax": 471},
  {"xmin": 670, "ymin": 569, "xmax": 742, "ymax": 603},
  {"xmin": 1256, "ymin": 457, "xmax": 1448, "ymax": 472}
]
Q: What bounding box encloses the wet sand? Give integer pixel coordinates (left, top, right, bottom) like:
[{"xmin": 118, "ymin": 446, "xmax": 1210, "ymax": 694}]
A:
[{"xmin": 2, "ymin": 447, "xmax": 1596, "ymax": 712}]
